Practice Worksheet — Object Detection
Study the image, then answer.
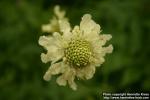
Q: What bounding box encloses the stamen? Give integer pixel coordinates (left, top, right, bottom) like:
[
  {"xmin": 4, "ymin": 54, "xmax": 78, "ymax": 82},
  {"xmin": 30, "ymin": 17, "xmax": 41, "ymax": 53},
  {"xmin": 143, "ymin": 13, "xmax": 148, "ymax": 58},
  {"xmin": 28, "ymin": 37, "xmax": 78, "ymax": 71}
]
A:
[{"xmin": 65, "ymin": 39, "xmax": 92, "ymax": 67}]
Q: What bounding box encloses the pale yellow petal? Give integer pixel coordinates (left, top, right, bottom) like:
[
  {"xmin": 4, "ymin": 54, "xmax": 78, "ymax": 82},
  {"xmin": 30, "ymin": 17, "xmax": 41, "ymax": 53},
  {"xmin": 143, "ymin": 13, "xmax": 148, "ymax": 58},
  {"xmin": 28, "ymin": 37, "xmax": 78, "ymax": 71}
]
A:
[
  {"xmin": 99, "ymin": 34, "xmax": 112, "ymax": 46},
  {"xmin": 39, "ymin": 35, "xmax": 60, "ymax": 51},
  {"xmin": 41, "ymin": 53, "xmax": 51, "ymax": 63},
  {"xmin": 42, "ymin": 24, "xmax": 52, "ymax": 33},
  {"xmin": 53, "ymin": 32, "xmax": 68, "ymax": 48},
  {"xmin": 101, "ymin": 44, "xmax": 113, "ymax": 56},
  {"xmin": 68, "ymin": 69, "xmax": 77, "ymax": 90},
  {"xmin": 43, "ymin": 71, "xmax": 52, "ymax": 81},
  {"xmin": 39, "ymin": 36, "xmax": 53, "ymax": 49},
  {"xmin": 54, "ymin": 5, "xmax": 65, "ymax": 19},
  {"xmin": 92, "ymin": 23, "xmax": 101, "ymax": 34},
  {"xmin": 84, "ymin": 65, "xmax": 96, "ymax": 79},
  {"xmin": 76, "ymin": 65, "xmax": 95, "ymax": 80},
  {"xmin": 56, "ymin": 63, "xmax": 70, "ymax": 86},
  {"xmin": 79, "ymin": 14, "xmax": 101, "ymax": 43},
  {"xmin": 76, "ymin": 69, "xmax": 84, "ymax": 79},
  {"xmin": 72, "ymin": 26, "xmax": 82, "ymax": 36},
  {"xmin": 80, "ymin": 14, "xmax": 100, "ymax": 35},
  {"xmin": 56, "ymin": 75, "xmax": 67, "ymax": 86},
  {"xmin": 69, "ymin": 80, "xmax": 77, "ymax": 91},
  {"xmin": 80, "ymin": 14, "xmax": 92, "ymax": 34},
  {"xmin": 40, "ymin": 47, "xmax": 64, "ymax": 64},
  {"xmin": 59, "ymin": 19, "xmax": 71, "ymax": 34},
  {"xmin": 43, "ymin": 62, "xmax": 63, "ymax": 81},
  {"xmin": 89, "ymin": 56, "xmax": 105, "ymax": 67},
  {"xmin": 90, "ymin": 45, "xmax": 113, "ymax": 67}
]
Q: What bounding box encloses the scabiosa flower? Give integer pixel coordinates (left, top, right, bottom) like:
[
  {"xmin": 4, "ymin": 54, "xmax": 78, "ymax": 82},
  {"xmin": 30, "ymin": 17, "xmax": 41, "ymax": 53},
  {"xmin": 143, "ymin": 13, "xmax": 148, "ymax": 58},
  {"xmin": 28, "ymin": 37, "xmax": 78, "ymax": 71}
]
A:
[
  {"xmin": 39, "ymin": 14, "xmax": 113, "ymax": 90},
  {"xmin": 42, "ymin": 5, "xmax": 70, "ymax": 34}
]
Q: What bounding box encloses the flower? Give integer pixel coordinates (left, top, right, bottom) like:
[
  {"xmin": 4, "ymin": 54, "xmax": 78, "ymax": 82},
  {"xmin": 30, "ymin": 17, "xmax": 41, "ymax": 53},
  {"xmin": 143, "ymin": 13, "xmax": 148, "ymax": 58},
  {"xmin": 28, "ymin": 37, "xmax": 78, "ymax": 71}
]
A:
[
  {"xmin": 39, "ymin": 14, "xmax": 113, "ymax": 90},
  {"xmin": 42, "ymin": 5, "xmax": 70, "ymax": 34}
]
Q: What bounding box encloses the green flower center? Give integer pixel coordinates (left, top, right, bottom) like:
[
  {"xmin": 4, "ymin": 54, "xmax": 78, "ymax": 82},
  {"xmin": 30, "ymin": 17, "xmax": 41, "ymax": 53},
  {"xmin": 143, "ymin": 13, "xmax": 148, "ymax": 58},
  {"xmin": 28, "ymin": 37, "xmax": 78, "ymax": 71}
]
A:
[{"xmin": 65, "ymin": 39, "xmax": 92, "ymax": 67}]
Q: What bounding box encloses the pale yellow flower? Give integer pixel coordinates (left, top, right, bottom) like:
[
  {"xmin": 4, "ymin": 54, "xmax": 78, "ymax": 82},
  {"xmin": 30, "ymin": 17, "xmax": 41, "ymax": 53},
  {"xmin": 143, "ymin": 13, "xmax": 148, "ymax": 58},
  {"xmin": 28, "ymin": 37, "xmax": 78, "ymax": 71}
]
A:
[
  {"xmin": 39, "ymin": 14, "xmax": 113, "ymax": 90},
  {"xmin": 42, "ymin": 5, "xmax": 71, "ymax": 33}
]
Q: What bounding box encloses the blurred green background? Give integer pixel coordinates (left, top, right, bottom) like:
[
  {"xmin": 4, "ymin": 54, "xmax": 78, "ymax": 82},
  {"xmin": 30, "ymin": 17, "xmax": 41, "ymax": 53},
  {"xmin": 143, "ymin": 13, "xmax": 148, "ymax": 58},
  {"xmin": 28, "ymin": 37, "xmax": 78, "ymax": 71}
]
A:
[{"xmin": 0, "ymin": 0, "xmax": 150, "ymax": 100}]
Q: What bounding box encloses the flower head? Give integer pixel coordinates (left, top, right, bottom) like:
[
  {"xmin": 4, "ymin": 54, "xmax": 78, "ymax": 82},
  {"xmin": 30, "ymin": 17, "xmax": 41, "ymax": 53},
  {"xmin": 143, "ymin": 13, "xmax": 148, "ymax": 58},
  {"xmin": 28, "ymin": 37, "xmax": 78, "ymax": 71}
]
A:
[
  {"xmin": 42, "ymin": 5, "xmax": 71, "ymax": 34},
  {"xmin": 39, "ymin": 14, "xmax": 113, "ymax": 90}
]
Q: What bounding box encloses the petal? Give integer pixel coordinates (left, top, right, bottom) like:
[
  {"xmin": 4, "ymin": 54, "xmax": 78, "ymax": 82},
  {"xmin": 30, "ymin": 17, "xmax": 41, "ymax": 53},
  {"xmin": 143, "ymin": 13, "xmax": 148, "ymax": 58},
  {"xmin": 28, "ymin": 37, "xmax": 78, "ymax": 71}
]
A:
[
  {"xmin": 56, "ymin": 66, "xmax": 77, "ymax": 89},
  {"xmin": 42, "ymin": 17, "xmax": 59, "ymax": 33},
  {"xmin": 99, "ymin": 34, "xmax": 112, "ymax": 46},
  {"xmin": 40, "ymin": 46, "xmax": 64, "ymax": 64},
  {"xmin": 101, "ymin": 44, "xmax": 113, "ymax": 56},
  {"xmin": 39, "ymin": 34, "xmax": 65, "ymax": 63},
  {"xmin": 49, "ymin": 17, "xmax": 59, "ymax": 32},
  {"xmin": 59, "ymin": 19, "xmax": 72, "ymax": 42},
  {"xmin": 42, "ymin": 24, "xmax": 52, "ymax": 33},
  {"xmin": 53, "ymin": 32, "xmax": 67, "ymax": 48},
  {"xmin": 56, "ymin": 75, "xmax": 67, "ymax": 86},
  {"xmin": 90, "ymin": 45, "xmax": 113, "ymax": 67},
  {"xmin": 39, "ymin": 36, "xmax": 54, "ymax": 49},
  {"xmin": 89, "ymin": 56, "xmax": 105, "ymax": 67},
  {"xmin": 39, "ymin": 35, "xmax": 61, "ymax": 51},
  {"xmin": 56, "ymin": 66, "xmax": 77, "ymax": 90},
  {"xmin": 49, "ymin": 48, "xmax": 64, "ymax": 64},
  {"xmin": 80, "ymin": 14, "xmax": 101, "ymax": 36},
  {"xmin": 79, "ymin": 14, "xmax": 101, "ymax": 43},
  {"xmin": 76, "ymin": 65, "xmax": 96, "ymax": 80},
  {"xmin": 80, "ymin": 14, "xmax": 92, "ymax": 34},
  {"xmin": 72, "ymin": 26, "xmax": 82, "ymax": 37},
  {"xmin": 92, "ymin": 23, "xmax": 101, "ymax": 34},
  {"xmin": 67, "ymin": 69, "xmax": 77, "ymax": 90},
  {"xmin": 43, "ymin": 62, "xmax": 63, "ymax": 81},
  {"xmin": 41, "ymin": 53, "xmax": 51, "ymax": 63},
  {"xmin": 43, "ymin": 71, "xmax": 52, "ymax": 81},
  {"xmin": 54, "ymin": 5, "xmax": 65, "ymax": 19},
  {"xmin": 69, "ymin": 79, "xmax": 77, "ymax": 91},
  {"xmin": 76, "ymin": 69, "xmax": 84, "ymax": 79},
  {"xmin": 84, "ymin": 65, "xmax": 96, "ymax": 79},
  {"xmin": 53, "ymin": 32, "xmax": 62, "ymax": 41},
  {"xmin": 59, "ymin": 19, "xmax": 71, "ymax": 33},
  {"xmin": 53, "ymin": 32, "xmax": 68, "ymax": 48}
]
